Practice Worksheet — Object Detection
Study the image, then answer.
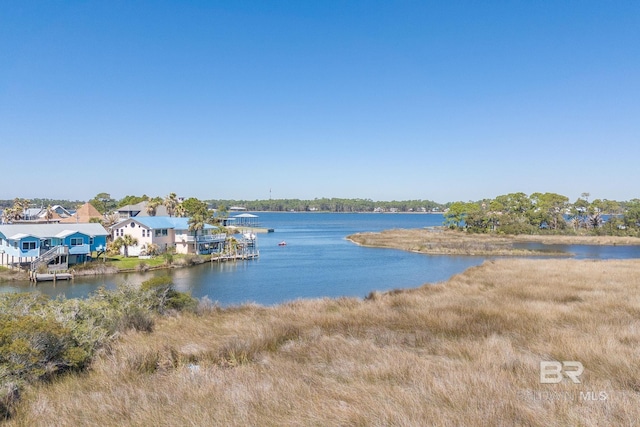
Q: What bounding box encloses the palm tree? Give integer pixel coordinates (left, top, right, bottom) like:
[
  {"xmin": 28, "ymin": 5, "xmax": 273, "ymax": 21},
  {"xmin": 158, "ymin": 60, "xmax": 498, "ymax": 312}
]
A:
[
  {"xmin": 174, "ymin": 203, "xmax": 186, "ymax": 218},
  {"xmin": 103, "ymin": 212, "xmax": 120, "ymax": 227},
  {"xmin": 141, "ymin": 243, "xmax": 159, "ymax": 256},
  {"xmin": 2, "ymin": 208, "xmax": 12, "ymax": 223},
  {"xmin": 588, "ymin": 213, "xmax": 604, "ymax": 229},
  {"xmin": 164, "ymin": 193, "xmax": 178, "ymax": 217},
  {"xmin": 113, "ymin": 235, "xmax": 139, "ymax": 257},
  {"xmin": 146, "ymin": 198, "xmax": 161, "ymax": 216},
  {"xmin": 188, "ymin": 212, "xmax": 207, "ymax": 254},
  {"xmin": 9, "ymin": 198, "xmax": 29, "ymax": 221},
  {"xmin": 45, "ymin": 205, "xmax": 54, "ymax": 223}
]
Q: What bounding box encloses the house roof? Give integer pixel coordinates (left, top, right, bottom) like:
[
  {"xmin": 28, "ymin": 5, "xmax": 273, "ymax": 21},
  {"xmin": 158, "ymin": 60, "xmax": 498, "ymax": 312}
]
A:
[
  {"xmin": 24, "ymin": 208, "xmax": 43, "ymax": 217},
  {"xmin": 51, "ymin": 205, "xmax": 72, "ymax": 217},
  {"xmin": 60, "ymin": 203, "xmax": 102, "ymax": 223},
  {"xmin": 8, "ymin": 233, "xmax": 33, "ymax": 239},
  {"xmin": 0, "ymin": 223, "xmax": 109, "ymax": 240},
  {"xmin": 233, "ymin": 213, "xmax": 258, "ymax": 218},
  {"xmin": 55, "ymin": 230, "xmax": 80, "ymax": 238},
  {"xmin": 117, "ymin": 201, "xmax": 168, "ymax": 217},
  {"xmin": 113, "ymin": 216, "xmax": 217, "ymax": 231}
]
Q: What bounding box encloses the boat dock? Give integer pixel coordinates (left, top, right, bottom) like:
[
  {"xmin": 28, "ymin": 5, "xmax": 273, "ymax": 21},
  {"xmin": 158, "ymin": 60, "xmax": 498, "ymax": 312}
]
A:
[
  {"xmin": 211, "ymin": 253, "xmax": 260, "ymax": 262},
  {"xmin": 29, "ymin": 271, "xmax": 73, "ymax": 283}
]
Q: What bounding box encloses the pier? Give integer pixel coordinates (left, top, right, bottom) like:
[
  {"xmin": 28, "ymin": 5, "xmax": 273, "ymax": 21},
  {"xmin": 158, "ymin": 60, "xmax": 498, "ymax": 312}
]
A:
[
  {"xmin": 29, "ymin": 271, "xmax": 73, "ymax": 283},
  {"xmin": 211, "ymin": 252, "xmax": 260, "ymax": 262}
]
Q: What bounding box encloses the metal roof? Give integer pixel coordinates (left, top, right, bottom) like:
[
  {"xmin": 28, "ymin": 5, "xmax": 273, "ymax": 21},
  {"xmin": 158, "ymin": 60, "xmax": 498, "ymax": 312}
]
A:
[
  {"xmin": 55, "ymin": 230, "xmax": 79, "ymax": 238},
  {"xmin": 0, "ymin": 223, "xmax": 108, "ymax": 240},
  {"xmin": 114, "ymin": 216, "xmax": 217, "ymax": 230}
]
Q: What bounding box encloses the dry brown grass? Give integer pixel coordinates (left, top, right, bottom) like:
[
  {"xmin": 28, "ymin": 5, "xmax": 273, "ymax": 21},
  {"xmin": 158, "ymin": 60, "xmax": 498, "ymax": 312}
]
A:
[
  {"xmin": 347, "ymin": 228, "xmax": 640, "ymax": 255},
  {"xmin": 6, "ymin": 258, "xmax": 640, "ymax": 426}
]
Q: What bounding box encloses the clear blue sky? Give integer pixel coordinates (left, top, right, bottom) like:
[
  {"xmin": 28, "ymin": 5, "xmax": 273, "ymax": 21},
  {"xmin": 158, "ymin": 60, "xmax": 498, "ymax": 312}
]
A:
[{"xmin": 1, "ymin": 1, "xmax": 638, "ymax": 203}]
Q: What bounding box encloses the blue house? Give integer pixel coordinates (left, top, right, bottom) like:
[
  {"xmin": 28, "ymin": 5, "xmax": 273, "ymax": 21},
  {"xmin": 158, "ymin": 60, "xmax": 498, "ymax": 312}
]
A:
[{"xmin": 0, "ymin": 223, "xmax": 108, "ymax": 271}]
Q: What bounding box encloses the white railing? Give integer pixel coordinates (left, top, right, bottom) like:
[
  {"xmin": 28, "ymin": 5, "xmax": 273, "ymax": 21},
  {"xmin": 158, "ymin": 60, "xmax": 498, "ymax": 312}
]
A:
[
  {"xmin": 196, "ymin": 233, "xmax": 227, "ymax": 243},
  {"xmin": 30, "ymin": 245, "xmax": 68, "ymax": 271}
]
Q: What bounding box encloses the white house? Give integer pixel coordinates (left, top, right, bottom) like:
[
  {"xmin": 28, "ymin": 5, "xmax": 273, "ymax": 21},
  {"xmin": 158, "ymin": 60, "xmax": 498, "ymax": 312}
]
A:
[{"xmin": 110, "ymin": 216, "xmax": 225, "ymax": 256}]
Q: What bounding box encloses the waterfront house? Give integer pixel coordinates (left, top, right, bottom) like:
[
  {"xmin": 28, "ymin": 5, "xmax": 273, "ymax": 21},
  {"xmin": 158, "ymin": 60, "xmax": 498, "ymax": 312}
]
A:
[
  {"xmin": 110, "ymin": 216, "xmax": 226, "ymax": 256},
  {"xmin": 0, "ymin": 223, "xmax": 108, "ymax": 270},
  {"xmin": 13, "ymin": 205, "xmax": 73, "ymax": 223},
  {"xmin": 60, "ymin": 202, "xmax": 103, "ymax": 224},
  {"xmin": 115, "ymin": 201, "xmax": 169, "ymax": 219}
]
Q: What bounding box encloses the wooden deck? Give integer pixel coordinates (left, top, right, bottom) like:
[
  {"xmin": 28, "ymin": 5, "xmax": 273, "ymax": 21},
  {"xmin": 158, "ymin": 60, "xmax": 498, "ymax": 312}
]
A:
[
  {"xmin": 29, "ymin": 272, "xmax": 73, "ymax": 282},
  {"xmin": 211, "ymin": 253, "xmax": 260, "ymax": 262}
]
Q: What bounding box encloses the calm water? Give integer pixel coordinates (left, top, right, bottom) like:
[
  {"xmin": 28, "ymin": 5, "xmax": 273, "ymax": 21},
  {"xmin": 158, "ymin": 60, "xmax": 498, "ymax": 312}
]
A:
[{"xmin": 3, "ymin": 213, "xmax": 640, "ymax": 305}]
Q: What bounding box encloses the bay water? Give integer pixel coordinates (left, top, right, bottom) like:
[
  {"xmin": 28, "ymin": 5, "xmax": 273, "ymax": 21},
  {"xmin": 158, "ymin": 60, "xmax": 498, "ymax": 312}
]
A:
[{"xmin": 3, "ymin": 213, "xmax": 639, "ymax": 306}]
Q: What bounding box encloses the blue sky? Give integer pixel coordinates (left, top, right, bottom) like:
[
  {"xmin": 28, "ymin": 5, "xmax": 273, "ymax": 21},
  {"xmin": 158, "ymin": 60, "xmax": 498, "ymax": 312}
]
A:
[{"xmin": 1, "ymin": 1, "xmax": 638, "ymax": 203}]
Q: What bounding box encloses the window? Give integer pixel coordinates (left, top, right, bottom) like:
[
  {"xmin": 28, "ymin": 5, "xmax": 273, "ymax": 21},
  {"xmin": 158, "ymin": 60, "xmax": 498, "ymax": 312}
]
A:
[
  {"xmin": 89, "ymin": 237, "xmax": 94, "ymax": 245},
  {"xmin": 162, "ymin": 229, "xmax": 168, "ymax": 236},
  {"xmin": 21, "ymin": 241, "xmax": 36, "ymax": 251},
  {"xmin": 155, "ymin": 230, "xmax": 161, "ymax": 237},
  {"xmin": 70, "ymin": 238, "xmax": 84, "ymax": 246}
]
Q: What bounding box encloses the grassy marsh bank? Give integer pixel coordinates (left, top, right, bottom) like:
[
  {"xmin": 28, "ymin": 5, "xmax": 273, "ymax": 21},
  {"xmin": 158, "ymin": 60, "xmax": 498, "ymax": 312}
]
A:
[
  {"xmin": 347, "ymin": 228, "xmax": 640, "ymax": 256},
  {"xmin": 6, "ymin": 258, "xmax": 640, "ymax": 426}
]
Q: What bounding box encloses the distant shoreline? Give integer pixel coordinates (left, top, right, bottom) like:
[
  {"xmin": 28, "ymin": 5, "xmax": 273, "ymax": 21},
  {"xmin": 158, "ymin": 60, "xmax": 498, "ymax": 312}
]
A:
[{"xmin": 347, "ymin": 228, "xmax": 640, "ymax": 256}]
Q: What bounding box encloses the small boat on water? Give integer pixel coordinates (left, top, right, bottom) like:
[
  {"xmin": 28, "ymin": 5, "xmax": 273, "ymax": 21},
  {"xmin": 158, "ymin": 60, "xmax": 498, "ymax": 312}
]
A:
[{"xmin": 278, "ymin": 241, "xmax": 287, "ymax": 246}]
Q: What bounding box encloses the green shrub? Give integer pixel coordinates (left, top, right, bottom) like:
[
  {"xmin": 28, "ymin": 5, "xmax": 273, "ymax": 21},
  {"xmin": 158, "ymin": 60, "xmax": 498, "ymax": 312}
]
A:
[
  {"xmin": 0, "ymin": 314, "xmax": 89, "ymax": 383},
  {"xmin": 0, "ymin": 280, "xmax": 198, "ymax": 419},
  {"xmin": 163, "ymin": 248, "xmax": 175, "ymax": 265},
  {"xmin": 136, "ymin": 261, "xmax": 149, "ymax": 272},
  {"xmin": 140, "ymin": 276, "xmax": 197, "ymax": 313}
]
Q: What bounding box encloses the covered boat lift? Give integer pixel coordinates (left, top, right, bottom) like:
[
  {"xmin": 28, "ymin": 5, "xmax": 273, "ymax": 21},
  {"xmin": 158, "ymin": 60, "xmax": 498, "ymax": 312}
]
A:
[{"xmin": 230, "ymin": 213, "xmax": 259, "ymax": 227}]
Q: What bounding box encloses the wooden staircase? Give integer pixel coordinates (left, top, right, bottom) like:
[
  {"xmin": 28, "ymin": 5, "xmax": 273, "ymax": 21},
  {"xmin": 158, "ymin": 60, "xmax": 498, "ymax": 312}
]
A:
[{"xmin": 30, "ymin": 245, "xmax": 69, "ymax": 272}]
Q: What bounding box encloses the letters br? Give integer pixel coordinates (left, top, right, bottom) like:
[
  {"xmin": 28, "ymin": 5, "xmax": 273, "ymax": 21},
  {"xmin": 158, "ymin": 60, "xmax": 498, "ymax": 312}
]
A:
[{"xmin": 540, "ymin": 361, "xmax": 584, "ymax": 384}]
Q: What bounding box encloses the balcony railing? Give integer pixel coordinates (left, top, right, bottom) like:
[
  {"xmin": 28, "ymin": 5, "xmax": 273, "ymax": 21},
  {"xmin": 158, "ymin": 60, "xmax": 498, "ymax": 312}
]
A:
[
  {"xmin": 178, "ymin": 233, "xmax": 227, "ymax": 243},
  {"xmin": 69, "ymin": 244, "xmax": 90, "ymax": 255},
  {"xmin": 196, "ymin": 233, "xmax": 227, "ymax": 243}
]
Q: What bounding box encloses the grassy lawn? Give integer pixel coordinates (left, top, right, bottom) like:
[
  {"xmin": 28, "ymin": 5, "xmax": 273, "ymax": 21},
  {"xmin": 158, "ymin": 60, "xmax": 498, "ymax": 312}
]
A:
[
  {"xmin": 104, "ymin": 255, "xmax": 168, "ymax": 270},
  {"xmin": 103, "ymin": 254, "xmax": 209, "ymax": 271}
]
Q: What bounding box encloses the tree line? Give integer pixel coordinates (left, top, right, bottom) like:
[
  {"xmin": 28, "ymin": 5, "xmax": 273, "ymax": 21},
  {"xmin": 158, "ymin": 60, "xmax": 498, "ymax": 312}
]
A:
[
  {"xmin": 443, "ymin": 192, "xmax": 640, "ymax": 236},
  {"xmin": 207, "ymin": 198, "xmax": 443, "ymax": 212},
  {"xmin": 2, "ymin": 196, "xmax": 446, "ymax": 217},
  {"xmin": 4, "ymin": 192, "xmax": 640, "ymax": 235}
]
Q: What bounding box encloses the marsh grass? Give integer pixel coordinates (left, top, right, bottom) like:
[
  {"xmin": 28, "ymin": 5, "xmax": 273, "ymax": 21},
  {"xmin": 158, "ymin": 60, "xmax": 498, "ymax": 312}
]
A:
[
  {"xmin": 348, "ymin": 228, "xmax": 640, "ymax": 256},
  {"xmin": 6, "ymin": 258, "xmax": 640, "ymax": 426}
]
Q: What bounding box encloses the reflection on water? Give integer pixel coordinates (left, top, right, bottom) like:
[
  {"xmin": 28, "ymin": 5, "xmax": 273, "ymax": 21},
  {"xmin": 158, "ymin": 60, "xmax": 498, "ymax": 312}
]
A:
[
  {"xmin": 3, "ymin": 213, "xmax": 640, "ymax": 305},
  {"xmin": 513, "ymin": 242, "xmax": 640, "ymax": 259}
]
